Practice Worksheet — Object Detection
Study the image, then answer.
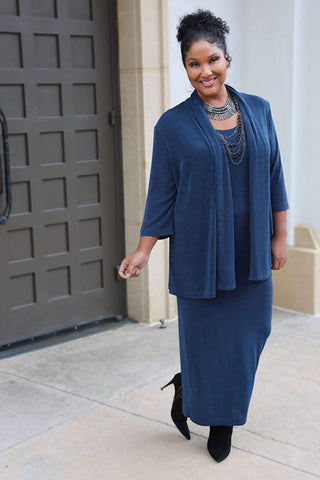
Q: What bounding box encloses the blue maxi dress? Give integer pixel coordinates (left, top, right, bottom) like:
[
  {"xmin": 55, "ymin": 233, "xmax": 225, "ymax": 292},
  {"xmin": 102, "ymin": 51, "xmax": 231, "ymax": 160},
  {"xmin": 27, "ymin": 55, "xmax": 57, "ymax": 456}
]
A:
[{"xmin": 177, "ymin": 126, "xmax": 273, "ymax": 426}]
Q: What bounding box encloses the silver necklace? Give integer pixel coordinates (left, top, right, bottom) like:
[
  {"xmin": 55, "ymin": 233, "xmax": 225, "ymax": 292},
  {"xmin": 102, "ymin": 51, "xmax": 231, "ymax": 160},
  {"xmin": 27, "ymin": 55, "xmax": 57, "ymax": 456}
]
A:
[
  {"xmin": 202, "ymin": 93, "xmax": 237, "ymax": 120},
  {"xmin": 203, "ymin": 92, "xmax": 246, "ymax": 166}
]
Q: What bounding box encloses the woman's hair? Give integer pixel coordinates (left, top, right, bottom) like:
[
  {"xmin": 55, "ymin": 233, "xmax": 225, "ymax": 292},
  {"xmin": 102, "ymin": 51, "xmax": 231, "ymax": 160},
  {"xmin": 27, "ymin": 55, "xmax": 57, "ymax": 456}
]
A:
[{"xmin": 176, "ymin": 9, "xmax": 231, "ymax": 66}]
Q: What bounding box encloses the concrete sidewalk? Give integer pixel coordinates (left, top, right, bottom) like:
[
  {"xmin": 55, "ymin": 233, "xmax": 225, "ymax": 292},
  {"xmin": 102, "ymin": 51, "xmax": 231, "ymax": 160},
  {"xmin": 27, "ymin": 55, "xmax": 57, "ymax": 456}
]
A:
[{"xmin": 0, "ymin": 308, "xmax": 319, "ymax": 479}]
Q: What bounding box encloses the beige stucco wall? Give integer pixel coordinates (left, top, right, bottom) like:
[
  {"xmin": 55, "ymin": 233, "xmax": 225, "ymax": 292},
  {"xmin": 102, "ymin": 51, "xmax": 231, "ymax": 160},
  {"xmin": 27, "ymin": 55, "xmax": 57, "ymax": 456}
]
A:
[
  {"xmin": 273, "ymin": 226, "xmax": 320, "ymax": 316},
  {"xmin": 117, "ymin": 0, "xmax": 176, "ymax": 323}
]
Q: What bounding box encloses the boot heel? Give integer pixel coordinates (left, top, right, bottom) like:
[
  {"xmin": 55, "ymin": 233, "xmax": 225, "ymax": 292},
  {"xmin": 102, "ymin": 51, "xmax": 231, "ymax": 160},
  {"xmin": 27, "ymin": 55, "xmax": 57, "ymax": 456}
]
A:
[{"xmin": 160, "ymin": 377, "xmax": 174, "ymax": 391}]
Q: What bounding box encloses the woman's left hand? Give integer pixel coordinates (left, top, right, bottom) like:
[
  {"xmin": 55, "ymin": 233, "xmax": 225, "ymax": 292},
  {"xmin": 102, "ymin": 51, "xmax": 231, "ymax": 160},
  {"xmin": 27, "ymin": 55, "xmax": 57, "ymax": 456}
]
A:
[{"xmin": 271, "ymin": 234, "xmax": 288, "ymax": 270}]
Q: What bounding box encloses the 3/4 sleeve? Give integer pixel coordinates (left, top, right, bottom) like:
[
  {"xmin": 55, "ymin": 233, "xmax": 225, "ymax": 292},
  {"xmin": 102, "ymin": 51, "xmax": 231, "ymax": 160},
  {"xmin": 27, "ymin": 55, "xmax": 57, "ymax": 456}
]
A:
[
  {"xmin": 140, "ymin": 124, "xmax": 177, "ymax": 239},
  {"xmin": 267, "ymin": 104, "xmax": 290, "ymax": 212}
]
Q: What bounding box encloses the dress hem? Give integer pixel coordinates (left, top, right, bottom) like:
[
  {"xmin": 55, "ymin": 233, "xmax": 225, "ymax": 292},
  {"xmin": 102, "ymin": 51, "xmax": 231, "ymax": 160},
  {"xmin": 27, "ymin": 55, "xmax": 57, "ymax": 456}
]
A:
[{"xmin": 186, "ymin": 413, "xmax": 247, "ymax": 427}]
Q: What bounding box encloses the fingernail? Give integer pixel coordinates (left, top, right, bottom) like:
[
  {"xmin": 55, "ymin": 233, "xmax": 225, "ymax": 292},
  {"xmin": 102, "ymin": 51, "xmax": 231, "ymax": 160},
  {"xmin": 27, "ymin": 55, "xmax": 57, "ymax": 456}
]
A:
[{"xmin": 126, "ymin": 273, "xmax": 130, "ymax": 278}]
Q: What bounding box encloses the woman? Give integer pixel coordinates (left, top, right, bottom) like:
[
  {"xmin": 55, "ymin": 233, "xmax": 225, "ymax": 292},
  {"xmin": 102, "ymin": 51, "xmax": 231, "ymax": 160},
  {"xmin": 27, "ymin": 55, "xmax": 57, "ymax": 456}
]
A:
[{"xmin": 119, "ymin": 10, "xmax": 289, "ymax": 463}]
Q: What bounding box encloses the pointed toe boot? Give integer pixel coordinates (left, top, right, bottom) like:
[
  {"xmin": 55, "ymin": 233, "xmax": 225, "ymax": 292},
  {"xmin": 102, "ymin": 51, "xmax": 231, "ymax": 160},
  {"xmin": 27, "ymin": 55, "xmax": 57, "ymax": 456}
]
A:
[
  {"xmin": 207, "ymin": 425, "xmax": 233, "ymax": 462},
  {"xmin": 161, "ymin": 372, "xmax": 190, "ymax": 440}
]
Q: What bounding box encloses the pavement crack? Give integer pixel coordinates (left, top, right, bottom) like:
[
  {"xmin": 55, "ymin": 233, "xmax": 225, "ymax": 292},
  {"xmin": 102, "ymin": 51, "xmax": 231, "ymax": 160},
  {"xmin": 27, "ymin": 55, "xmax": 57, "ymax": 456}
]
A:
[
  {"xmin": 241, "ymin": 427, "xmax": 314, "ymax": 453},
  {"xmin": 230, "ymin": 446, "xmax": 320, "ymax": 478}
]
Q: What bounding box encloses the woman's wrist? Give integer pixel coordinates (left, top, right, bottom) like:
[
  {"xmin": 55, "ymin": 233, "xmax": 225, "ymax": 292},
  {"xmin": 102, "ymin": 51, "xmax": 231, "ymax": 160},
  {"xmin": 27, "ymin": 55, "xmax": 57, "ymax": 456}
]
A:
[
  {"xmin": 137, "ymin": 236, "xmax": 159, "ymax": 256},
  {"xmin": 272, "ymin": 230, "xmax": 287, "ymax": 239},
  {"xmin": 272, "ymin": 210, "xmax": 288, "ymax": 239}
]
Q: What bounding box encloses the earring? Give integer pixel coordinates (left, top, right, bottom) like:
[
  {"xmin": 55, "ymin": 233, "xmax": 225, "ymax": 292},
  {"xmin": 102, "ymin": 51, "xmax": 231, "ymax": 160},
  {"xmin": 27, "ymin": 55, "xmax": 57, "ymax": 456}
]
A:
[
  {"xmin": 185, "ymin": 80, "xmax": 194, "ymax": 94},
  {"xmin": 225, "ymin": 69, "xmax": 232, "ymax": 85}
]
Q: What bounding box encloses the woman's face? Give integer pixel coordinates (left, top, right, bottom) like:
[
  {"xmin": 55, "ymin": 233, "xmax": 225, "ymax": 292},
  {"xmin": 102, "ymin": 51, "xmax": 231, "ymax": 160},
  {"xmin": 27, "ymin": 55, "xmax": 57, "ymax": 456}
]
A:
[{"xmin": 184, "ymin": 39, "xmax": 229, "ymax": 103}]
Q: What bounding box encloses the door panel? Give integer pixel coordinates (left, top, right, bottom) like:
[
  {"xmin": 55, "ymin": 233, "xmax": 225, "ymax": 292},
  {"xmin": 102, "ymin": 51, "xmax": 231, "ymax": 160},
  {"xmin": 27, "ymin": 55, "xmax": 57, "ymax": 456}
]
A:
[{"xmin": 0, "ymin": 0, "xmax": 125, "ymax": 345}]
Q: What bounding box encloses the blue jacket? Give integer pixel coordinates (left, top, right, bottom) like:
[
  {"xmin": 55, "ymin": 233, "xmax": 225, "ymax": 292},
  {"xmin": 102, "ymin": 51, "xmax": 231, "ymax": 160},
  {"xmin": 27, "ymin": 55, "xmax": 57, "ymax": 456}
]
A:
[{"xmin": 140, "ymin": 85, "xmax": 289, "ymax": 298}]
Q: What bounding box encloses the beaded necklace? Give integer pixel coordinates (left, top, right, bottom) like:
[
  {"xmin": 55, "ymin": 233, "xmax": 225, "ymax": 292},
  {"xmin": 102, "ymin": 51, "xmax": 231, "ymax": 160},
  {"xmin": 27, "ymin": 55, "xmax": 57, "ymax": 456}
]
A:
[{"xmin": 203, "ymin": 92, "xmax": 246, "ymax": 166}]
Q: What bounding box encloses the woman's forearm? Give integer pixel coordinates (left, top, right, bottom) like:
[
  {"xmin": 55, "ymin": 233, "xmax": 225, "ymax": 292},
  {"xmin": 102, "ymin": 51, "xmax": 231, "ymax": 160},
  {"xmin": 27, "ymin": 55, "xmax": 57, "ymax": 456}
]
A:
[
  {"xmin": 271, "ymin": 210, "xmax": 288, "ymax": 269},
  {"xmin": 272, "ymin": 210, "xmax": 287, "ymax": 237},
  {"xmin": 137, "ymin": 236, "xmax": 159, "ymax": 256}
]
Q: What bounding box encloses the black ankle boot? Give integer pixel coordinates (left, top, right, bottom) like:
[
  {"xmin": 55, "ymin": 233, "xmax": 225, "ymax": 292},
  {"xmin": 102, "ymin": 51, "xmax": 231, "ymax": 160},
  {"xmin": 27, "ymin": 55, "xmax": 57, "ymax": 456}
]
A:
[
  {"xmin": 207, "ymin": 425, "xmax": 233, "ymax": 462},
  {"xmin": 161, "ymin": 373, "xmax": 190, "ymax": 440}
]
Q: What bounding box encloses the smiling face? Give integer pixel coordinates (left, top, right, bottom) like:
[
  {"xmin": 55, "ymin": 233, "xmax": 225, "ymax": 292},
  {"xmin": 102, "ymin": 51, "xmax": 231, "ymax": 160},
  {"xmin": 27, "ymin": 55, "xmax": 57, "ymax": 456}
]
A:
[{"xmin": 185, "ymin": 39, "xmax": 229, "ymax": 105}]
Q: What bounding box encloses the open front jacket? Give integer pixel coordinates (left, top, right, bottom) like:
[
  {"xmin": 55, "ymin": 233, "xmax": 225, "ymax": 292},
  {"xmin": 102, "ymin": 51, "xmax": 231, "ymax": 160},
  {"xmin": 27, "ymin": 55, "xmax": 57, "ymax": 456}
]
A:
[{"xmin": 140, "ymin": 85, "xmax": 289, "ymax": 298}]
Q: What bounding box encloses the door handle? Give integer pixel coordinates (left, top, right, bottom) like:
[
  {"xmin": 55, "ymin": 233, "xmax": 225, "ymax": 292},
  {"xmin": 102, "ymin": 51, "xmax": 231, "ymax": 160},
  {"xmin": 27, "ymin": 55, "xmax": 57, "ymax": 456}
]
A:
[{"xmin": 0, "ymin": 109, "xmax": 12, "ymax": 225}]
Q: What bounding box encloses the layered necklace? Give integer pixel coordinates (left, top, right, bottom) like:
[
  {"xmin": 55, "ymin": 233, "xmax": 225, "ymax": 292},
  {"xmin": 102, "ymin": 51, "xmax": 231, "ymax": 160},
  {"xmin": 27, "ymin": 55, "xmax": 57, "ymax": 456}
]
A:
[{"xmin": 202, "ymin": 91, "xmax": 246, "ymax": 166}]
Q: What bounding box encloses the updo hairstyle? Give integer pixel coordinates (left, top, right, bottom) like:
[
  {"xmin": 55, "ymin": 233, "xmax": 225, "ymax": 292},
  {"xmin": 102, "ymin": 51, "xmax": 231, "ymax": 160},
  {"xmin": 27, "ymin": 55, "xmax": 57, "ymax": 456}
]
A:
[{"xmin": 176, "ymin": 9, "xmax": 231, "ymax": 67}]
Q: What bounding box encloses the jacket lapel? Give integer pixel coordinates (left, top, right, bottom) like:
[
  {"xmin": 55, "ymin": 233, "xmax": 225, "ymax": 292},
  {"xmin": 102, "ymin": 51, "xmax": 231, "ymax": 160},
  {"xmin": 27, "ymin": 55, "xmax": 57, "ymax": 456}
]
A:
[
  {"xmin": 227, "ymin": 86, "xmax": 272, "ymax": 279},
  {"xmin": 189, "ymin": 90, "xmax": 236, "ymax": 290}
]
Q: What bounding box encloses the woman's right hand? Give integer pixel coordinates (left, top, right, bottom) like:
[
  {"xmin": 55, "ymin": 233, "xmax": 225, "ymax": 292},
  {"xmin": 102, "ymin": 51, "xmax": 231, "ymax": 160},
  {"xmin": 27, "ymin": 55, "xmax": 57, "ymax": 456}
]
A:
[{"xmin": 118, "ymin": 250, "xmax": 149, "ymax": 279}]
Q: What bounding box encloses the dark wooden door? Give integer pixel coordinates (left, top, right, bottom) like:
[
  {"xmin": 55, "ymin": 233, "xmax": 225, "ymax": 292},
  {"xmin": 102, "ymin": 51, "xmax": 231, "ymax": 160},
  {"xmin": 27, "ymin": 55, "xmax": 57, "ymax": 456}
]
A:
[{"xmin": 0, "ymin": 0, "xmax": 125, "ymax": 345}]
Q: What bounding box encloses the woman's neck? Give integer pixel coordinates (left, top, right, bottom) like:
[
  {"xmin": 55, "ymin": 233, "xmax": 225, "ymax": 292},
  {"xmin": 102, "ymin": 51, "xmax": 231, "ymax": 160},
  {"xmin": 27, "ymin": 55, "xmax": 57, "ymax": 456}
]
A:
[{"xmin": 198, "ymin": 85, "xmax": 228, "ymax": 107}]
